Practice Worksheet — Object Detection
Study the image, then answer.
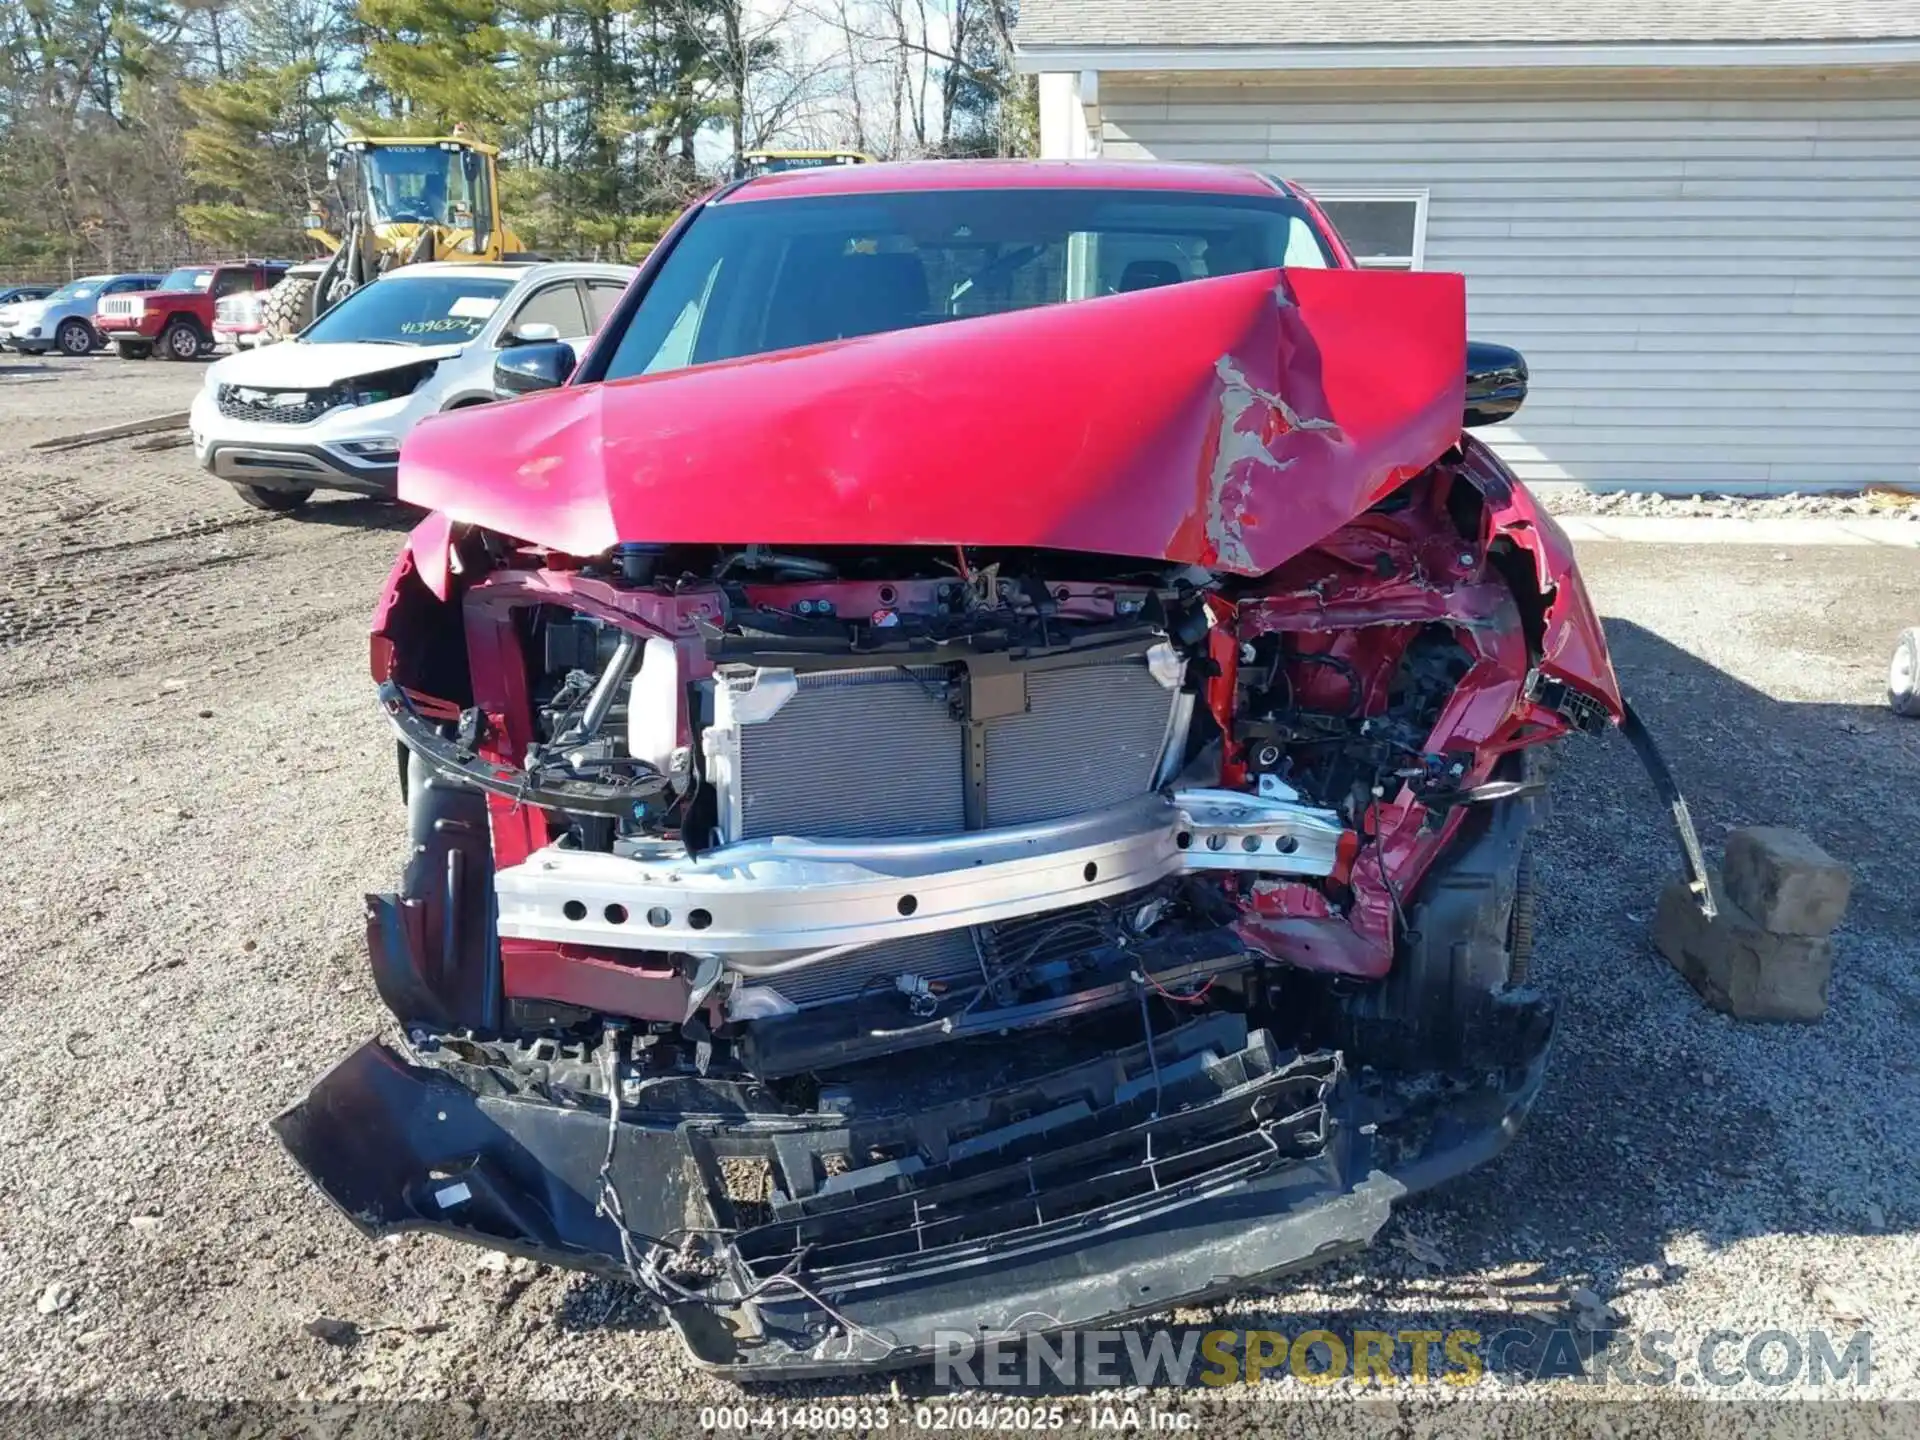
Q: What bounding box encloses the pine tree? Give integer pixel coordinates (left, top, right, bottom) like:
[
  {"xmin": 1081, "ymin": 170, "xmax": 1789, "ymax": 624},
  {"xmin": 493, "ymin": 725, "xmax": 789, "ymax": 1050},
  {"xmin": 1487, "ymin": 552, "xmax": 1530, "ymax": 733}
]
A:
[
  {"xmin": 353, "ymin": 0, "xmax": 547, "ymax": 138},
  {"xmin": 180, "ymin": 63, "xmax": 321, "ymax": 251}
]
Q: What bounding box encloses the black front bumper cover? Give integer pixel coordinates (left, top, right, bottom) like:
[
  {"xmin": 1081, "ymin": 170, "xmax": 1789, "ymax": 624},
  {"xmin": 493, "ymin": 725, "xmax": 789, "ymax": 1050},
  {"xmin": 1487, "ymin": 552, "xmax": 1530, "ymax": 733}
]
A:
[{"xmin": 273, "ymin": 996, "xmax": 1553, "ymax": 1380}]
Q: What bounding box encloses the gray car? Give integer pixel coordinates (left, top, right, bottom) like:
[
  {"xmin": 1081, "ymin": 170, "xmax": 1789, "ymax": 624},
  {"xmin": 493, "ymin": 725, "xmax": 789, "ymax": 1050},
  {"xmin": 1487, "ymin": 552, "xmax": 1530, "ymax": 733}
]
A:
[{"xmin": 0, "ymin": 273, "xmax": 161, "ymax": 355}]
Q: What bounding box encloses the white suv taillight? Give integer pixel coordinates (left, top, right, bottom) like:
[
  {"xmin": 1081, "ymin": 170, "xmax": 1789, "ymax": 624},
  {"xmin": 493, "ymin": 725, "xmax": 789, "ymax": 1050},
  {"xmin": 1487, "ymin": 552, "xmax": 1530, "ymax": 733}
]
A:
[{"xmin": 217, "ymin": 293, "xmax": 262, "ymax": 326}]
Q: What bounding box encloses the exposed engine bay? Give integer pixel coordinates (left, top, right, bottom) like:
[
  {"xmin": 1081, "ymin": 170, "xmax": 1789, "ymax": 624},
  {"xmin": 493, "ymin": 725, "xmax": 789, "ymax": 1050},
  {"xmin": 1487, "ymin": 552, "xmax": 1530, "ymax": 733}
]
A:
[
  {"xmin": 272, "ymin": 446, "xmax": 1711, "ymax": 1377},
  {"xmin": 371, "ymin": 460, "xmax": 1601, "ymax": 1050}
]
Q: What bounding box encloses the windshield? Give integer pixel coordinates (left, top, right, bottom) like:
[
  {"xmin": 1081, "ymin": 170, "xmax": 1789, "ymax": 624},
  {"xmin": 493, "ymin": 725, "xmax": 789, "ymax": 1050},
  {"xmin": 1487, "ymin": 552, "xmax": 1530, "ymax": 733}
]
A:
[
  {"xmin": 48, "ymin": 279, "xmax": 108, "ymax": 302},
  {"xmin": 158, "ymin": 267, "xmax": 214, "ymax": 293},
  {"xmin": 600, "ymin": 187, "xmax": 1336, "ymax": 382},
  {"xmin": 361, "ymin": 145, "xmax": 476, "ymax": 227},
  {"xmin": 300, "ymin": 274, "xmax": 514, "ymax": 345}
]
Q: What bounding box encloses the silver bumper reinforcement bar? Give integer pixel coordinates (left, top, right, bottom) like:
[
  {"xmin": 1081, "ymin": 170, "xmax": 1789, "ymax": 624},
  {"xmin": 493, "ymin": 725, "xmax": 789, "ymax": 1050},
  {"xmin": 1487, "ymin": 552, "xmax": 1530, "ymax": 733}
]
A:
[{"xmin": 493, "ymin": 789, "xmax": 1348, "ymax": 962}]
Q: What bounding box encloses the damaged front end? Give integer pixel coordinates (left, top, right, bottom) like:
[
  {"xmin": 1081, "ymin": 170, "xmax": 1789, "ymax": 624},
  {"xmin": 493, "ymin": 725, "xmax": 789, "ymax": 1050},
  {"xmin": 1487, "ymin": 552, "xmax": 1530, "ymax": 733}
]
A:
[{"xmin": 277, "ymin": 261, "xmax": 1688, "ymax": 1377}]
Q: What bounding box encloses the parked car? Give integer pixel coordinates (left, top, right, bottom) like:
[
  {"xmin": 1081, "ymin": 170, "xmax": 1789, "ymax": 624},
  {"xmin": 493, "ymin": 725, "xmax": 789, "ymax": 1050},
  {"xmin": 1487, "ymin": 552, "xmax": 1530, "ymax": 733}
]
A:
[
  {"xmin": 189, "ymin": 261, "xmax": 633, "ymax": 511},
  {"xmin": 2, "ymin": 273, "xmax": 160, "ymax": 354},
  {"xmin": 96, "ymin": 260, "xmax": 290, "ymax": 360},
  {"xmin": 0, "ymin": 283, "xmax": 55, "ymax": 309},
  {"xmin": 274, "ymin": 161, "xmax": 1712, "ymax": 1379},
  {"xmin": 0, "ymin": 285, "xmax": 56, "ymax": 345}
]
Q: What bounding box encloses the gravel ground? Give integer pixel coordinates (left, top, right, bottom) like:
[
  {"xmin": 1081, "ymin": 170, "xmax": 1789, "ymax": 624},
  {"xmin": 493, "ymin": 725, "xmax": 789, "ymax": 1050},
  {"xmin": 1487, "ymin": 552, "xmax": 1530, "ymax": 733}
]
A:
[
  {"xmin": 0, "ymin": 349, "xmax": 1914, "ymax": 1433},
  {"xmin": 1537, "ymin": 481, "xmax": 1920, "ymax": 522}
]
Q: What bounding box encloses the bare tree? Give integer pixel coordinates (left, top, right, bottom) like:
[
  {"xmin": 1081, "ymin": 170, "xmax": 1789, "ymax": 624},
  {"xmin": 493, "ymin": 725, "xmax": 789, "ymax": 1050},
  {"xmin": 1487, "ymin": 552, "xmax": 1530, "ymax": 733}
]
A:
[
  {"xmin": 796, "ymin": 0, "xmax": 1022, "ymax": 158},
  {"xmin": 657, "ymin": 0, "xmax": 840, "ymax": 164}
]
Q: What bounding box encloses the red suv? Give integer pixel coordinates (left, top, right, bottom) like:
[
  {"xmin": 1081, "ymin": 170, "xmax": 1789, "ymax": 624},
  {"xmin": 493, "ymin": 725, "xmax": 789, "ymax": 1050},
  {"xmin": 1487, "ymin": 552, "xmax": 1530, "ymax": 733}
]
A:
[
  {"xmin": 96, "ymin": 261, "xmax": 288, "ymax": 360},
  {"xmin": 278, "ymin": 160, "xmax": 1710, "ymax": 1378}
]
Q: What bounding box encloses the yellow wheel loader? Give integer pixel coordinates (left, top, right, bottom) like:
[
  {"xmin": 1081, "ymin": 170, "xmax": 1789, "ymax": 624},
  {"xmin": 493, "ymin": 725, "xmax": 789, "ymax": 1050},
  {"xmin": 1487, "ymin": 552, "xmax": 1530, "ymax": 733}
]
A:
[{"xmin": 260, "ymin": 130, "xmax": 531, "ymax": 340}]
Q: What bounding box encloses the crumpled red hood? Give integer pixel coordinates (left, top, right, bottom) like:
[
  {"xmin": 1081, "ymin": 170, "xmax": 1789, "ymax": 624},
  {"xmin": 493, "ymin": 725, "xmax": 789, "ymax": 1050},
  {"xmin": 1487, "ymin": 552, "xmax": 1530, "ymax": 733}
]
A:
[{"xmin": 400, "ymin": 266, "xmax": 1466, "ymax": 577}]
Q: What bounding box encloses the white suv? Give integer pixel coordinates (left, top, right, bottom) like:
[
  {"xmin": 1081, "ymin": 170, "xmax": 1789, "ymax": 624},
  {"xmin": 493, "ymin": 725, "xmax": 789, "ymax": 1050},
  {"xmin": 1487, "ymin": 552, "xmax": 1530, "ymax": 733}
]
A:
[{"xmin": 188, "ymin": 261, "xmax": 634, "ymax": 512}]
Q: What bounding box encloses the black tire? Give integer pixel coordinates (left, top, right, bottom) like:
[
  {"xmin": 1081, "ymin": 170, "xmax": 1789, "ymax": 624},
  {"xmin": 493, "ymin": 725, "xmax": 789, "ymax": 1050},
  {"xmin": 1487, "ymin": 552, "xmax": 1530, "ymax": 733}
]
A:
[
  {"xmin": 114, "ymin": 340, "xmax": 153, "ymax": 360},
  {"xmin": 1332, "ymin": 769, "xmax": 1541, "ymax": 1071},
  {"xmin": 260, "ymin": 275, "xmax": 316, "ymax": 341},
  {"xmin": 230, "ymin": 483, "xmax": 312, "ymax": 513},
  {"xmin": 1891, "ymin": 627, "xmax": 1920, "ymax": 718},
  {"xmin": 160, "ymin": 318, "xmax": 206, "ymax": 361},
  {"xmin": 55, "ymin": 319, "xmax": 95, "ymax": 356}
]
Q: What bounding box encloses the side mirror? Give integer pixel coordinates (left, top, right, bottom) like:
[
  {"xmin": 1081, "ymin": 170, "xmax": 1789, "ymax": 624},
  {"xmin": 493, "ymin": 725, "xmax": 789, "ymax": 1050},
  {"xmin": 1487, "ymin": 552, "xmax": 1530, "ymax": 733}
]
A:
[
  {"xmin": 494, "ymin": 340, "xmax": 576, "ymax": 398},
  {"xmin": 1464, "ymin": 341, "xmax": 1527, "ymax": 428},
  {"xmin": 502, "ymin": 321, "xmax": 560, "ymax": 347}
]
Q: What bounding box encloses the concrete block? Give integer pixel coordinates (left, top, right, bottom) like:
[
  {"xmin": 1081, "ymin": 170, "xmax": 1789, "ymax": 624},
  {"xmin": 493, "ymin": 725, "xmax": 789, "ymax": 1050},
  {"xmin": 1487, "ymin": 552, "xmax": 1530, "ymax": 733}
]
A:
[
  {"xmin": 1653, "ymin": 872, "xmax": 1833, "ymax": 1023},
  {"xmin": 1721, "ymin": 826, "xmax": 1851, "ymax": 937}
]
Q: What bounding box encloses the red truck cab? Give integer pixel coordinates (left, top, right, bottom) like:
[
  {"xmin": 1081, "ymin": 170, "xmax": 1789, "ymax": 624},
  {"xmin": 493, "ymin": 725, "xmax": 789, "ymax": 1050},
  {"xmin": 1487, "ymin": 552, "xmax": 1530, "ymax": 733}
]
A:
[{"xmin": 97, "ymin": 261, "xmax": 288, "ymax": 360}]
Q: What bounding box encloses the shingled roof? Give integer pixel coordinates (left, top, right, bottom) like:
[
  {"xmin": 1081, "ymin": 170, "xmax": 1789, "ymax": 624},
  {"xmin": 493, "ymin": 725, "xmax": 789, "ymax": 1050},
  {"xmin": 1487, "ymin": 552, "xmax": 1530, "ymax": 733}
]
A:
[{"xmin": 1015, "ymin": 0, "xmax": 1920, "ymax": 51}]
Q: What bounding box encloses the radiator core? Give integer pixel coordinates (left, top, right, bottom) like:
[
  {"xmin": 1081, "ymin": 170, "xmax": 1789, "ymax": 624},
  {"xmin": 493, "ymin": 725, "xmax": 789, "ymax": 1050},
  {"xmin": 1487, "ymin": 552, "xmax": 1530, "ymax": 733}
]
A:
[
  {"xmin": 710, "ymin": 653, "xmax": 1183, "ymax": 1008},
  {"xmin": 724, "ymin": 657, "xmax": 1178, "ymax": 842}
]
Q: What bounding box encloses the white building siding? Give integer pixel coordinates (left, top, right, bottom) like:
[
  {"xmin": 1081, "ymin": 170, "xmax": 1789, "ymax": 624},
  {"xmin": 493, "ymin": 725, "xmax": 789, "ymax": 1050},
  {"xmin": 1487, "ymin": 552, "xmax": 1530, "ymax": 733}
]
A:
[{"xmin": 1089, "ymin": 74, "xmax": 1920, "ymax": 493}]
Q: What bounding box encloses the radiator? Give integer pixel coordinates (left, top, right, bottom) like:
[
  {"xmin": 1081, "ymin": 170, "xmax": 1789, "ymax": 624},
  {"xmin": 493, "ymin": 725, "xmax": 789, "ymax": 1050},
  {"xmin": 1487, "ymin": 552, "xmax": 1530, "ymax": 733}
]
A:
[
  {"xmin": 765, "ymin": 929, "xmax": 982, "ymax": 1011},
  {"xmin": 709, "ymin": 653, "xmax": 1184, "ymax": 1009},
  {"xmin": 723, "ymin": 657, "xmax": 1179, "ymax": 841},
  {"xmin": 759, "ymin": 900, "xmax": 1133, "ymax": 1011},
  {"xmin": 984, "ymin": 662, "xmax": 1179, "ymax": 828},
  {"xmin": 731, "ymin": 665, "xmax": 965, "ymax": 840}
]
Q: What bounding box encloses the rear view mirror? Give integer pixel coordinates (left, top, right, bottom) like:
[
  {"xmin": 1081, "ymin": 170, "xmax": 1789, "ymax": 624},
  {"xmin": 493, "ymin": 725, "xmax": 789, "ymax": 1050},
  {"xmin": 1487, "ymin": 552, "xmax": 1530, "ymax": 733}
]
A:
[
  {"xmin": 504, "ymin": 321, "xmax": 559, "ymax": 346},
  {"xmin": 1464, "ymin": 341, "xmax": 1527, "ymax": 428},
  {"xmin": 494, "ymin": 340, "xmax": 576, "ymax": 398}
]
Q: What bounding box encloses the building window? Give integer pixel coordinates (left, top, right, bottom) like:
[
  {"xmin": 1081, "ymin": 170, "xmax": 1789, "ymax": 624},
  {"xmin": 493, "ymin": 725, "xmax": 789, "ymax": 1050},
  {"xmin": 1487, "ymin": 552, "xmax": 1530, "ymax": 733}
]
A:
[{"xmin": 1311, "ymin": 191, "xmax": 1429, "ymax": 270}]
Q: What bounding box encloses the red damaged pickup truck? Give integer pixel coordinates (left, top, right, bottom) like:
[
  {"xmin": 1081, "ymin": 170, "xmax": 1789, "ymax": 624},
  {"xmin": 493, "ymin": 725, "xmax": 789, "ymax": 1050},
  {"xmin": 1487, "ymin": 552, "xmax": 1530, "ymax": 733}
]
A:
[{"xmin": 95, "ymin": 260, "xmax": 288, "ymax": 360}]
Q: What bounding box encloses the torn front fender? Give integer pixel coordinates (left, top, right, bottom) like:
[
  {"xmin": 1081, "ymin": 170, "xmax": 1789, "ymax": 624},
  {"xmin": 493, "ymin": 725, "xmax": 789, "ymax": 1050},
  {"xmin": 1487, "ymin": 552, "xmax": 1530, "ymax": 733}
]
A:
[
  {"xmin": 1458, "ymin": 435, "xmax": 1623, "ymax": 715},
  {"xmin": 398, "ymin": 267, "xmax": 1466, "ymax": 575}
]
